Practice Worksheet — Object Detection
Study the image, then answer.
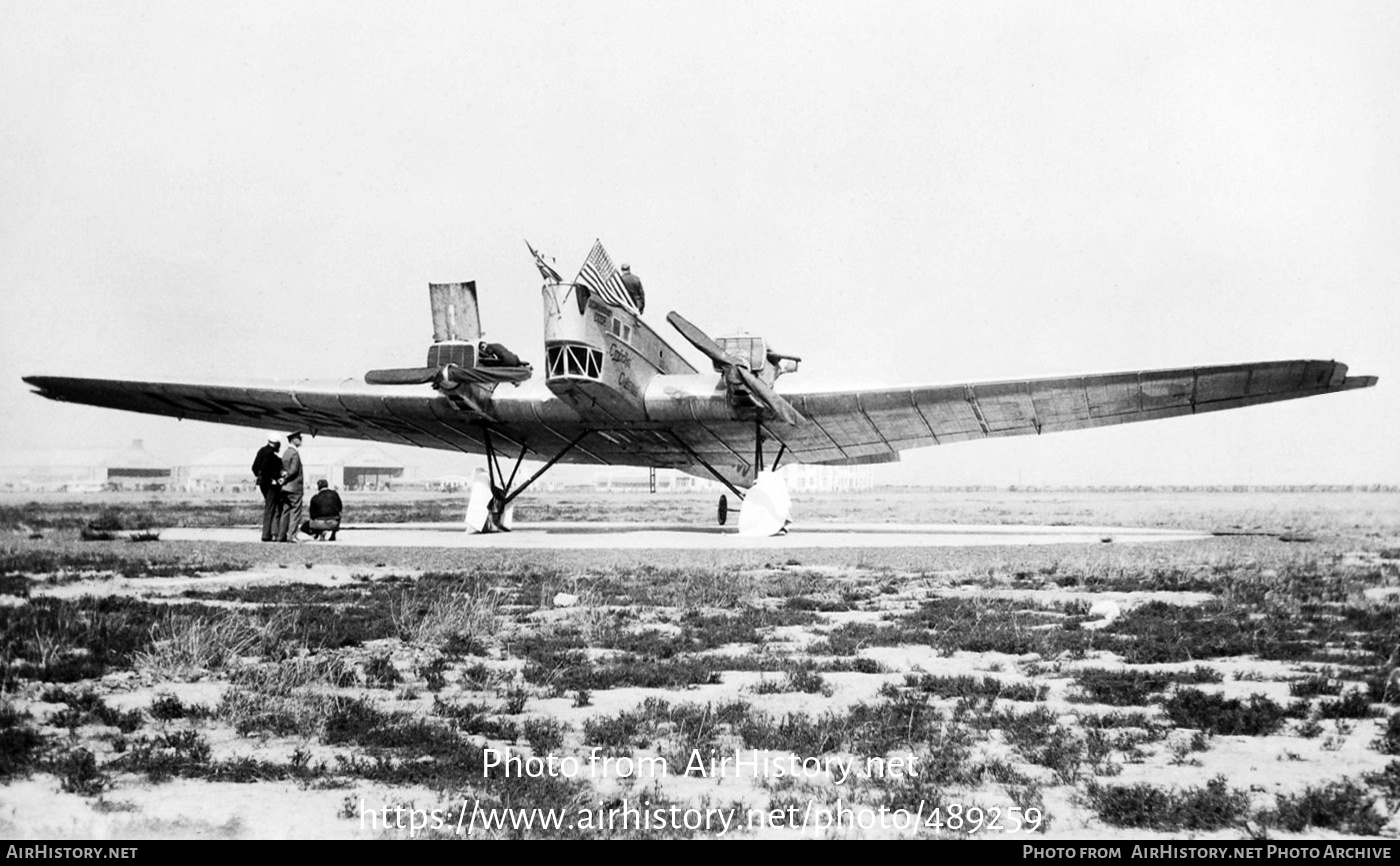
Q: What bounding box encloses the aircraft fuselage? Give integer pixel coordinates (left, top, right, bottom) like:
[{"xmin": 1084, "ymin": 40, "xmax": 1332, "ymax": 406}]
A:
[
  {"xmin": 539, "ymin": 282, "xmax": 698, "ymax": 423},
  {"xmin": 464, "ymin": 282, "xmax": 766, "ymax": 488}
]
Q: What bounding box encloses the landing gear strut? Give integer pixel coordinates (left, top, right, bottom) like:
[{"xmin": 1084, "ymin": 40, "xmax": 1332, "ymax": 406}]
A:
[
  {"xmin": 673, "ymin": 418, "xmax": 794, "ymax": 536},
  {"xmin": 465, "ymin": 428, "xmax": 591, "ymax": 533}
]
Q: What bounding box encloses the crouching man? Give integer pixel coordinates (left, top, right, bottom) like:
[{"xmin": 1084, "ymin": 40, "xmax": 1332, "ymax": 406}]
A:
[{"xmin": 300, "ymin": 479, "xmax": 343, "ymax": 541}]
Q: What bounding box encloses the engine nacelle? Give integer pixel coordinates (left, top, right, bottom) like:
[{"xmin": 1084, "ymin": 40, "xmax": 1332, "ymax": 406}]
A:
[{"xmin": 713, "ymin": 336, "xmax": 801, "ymax": 378}]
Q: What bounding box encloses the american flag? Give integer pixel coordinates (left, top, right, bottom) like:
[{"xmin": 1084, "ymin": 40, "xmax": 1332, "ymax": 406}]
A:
[{"xmin": 574, "ymin": 240, "xmax": 638, "ymax": 313}]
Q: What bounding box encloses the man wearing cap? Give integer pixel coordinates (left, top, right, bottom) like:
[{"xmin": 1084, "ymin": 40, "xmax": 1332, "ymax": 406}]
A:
[
  {"xmin": 273, "ymin": 432, "xmax": 305, "ymax": 542},
  {"xmin": 619, "ymin": 263, "xmax": 645, "ymax": 314},
  {"xmin": 251, "ymin": 435, "xmax": 282, "ymax": 542}
]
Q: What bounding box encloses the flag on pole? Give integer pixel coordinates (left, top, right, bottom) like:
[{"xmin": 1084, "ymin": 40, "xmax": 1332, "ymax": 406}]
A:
[
  {"xmin": 574, "ymin": 240, "xmax": 639, "ymax": 313},
  {"xmin": 525, "ymin": 239, "xmax": 563, "ymax": 283}
]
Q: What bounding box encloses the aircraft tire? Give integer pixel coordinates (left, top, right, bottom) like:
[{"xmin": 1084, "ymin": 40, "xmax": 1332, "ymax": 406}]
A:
[{"xmin": 718, "ymin": 495, "xmax": 728, "ymax": 526}]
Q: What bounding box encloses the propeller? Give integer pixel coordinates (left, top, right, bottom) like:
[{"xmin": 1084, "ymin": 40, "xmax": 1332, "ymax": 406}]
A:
[
  {"xmin": 365, "ymin": 366, "xmax": 441, "ymax": 386},
  {"xmin": 364, "ymin": 364, "xmax": 475, "ymax": 388},
  {"xmin": 666, "ymin": 311, "xmax": 804, "ymax": 426},
  {"xmin": 366, "ymin": 359, "xmax": 531, "ymax": 390}
]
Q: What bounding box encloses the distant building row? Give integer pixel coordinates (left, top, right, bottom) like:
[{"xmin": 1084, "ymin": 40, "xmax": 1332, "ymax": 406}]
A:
[
  {"xmin": 590, "ymin": 463, "xmax": 874, "ymax": 493},
  {"xmin": 0, "ymin": 441, "xmax": 875, "ymax": 494},
  {"xmin": 0, "ymin": 440, "xmax": 406, "ymax": 493}
]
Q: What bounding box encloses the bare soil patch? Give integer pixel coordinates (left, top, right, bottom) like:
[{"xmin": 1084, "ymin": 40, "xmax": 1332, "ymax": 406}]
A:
[{"xmin": 3, "ymin": 489, "xmax": 1400, "ymax": 839}]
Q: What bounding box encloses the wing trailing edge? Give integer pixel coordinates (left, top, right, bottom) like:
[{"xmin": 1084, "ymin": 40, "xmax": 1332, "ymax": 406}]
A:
[{"xmin": 21, "ymin": 356, "xmax": 1376, "ymax": 473}]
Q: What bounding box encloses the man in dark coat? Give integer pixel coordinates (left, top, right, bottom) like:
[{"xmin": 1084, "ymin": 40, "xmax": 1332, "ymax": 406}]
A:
[
  {"xmin": 251, "ymin": 435, "xmax": 281, "ymax": 542},
  {"xmin": 477, "ymin": 338, "xmax": 522, "ymax": 367},
  {"xmin": 273, "ymin": 432, "xmax": 304, "ymax": 542},
  {"xmin": 619, "ymin": 263, "xmax": 645, "ymax": 314},
  {"xmin": 300, "ymin": 479, "xmax": 343, "ymax": 541}
]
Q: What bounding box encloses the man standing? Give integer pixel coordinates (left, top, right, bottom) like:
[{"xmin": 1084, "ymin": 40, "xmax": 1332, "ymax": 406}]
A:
[
  {"xmin": 300, "ymin": 479, "xmax": 344, "ymax": 541},
  {"xmin": 251, "ymin": 434, "xmax": 281, "ymax": 542},
  {"xmin": 274, "ymin": 431, "xmax": 305, "ymax": 542},
  {"xmin": 619, "ymin": 263, "xmax": 645, "ymax": 314}
]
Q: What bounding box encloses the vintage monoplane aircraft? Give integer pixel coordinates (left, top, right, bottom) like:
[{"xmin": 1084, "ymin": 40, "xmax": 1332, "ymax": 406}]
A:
[{"xmin": 23, "ymin": 242, "xmax": 1378, "ymax": 536}]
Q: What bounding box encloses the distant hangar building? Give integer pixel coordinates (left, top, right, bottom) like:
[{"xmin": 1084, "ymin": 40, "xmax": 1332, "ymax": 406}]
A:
[
  {"xmin": 0, "ymin": 440, "xmax": 174, "ymax": 491},
  {"xmin": 185, "ymin": 443, "xmax": 407, "ymax": 491}
]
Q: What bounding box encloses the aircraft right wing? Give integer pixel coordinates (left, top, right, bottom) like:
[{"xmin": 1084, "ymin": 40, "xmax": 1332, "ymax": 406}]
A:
[
  {"xmin": 20, "ymin": 374, "xmax": 526, "ymax": 455},
  {"xmin": 768, "ymin": 359, "xmax": 1378, "ymax": 465}
]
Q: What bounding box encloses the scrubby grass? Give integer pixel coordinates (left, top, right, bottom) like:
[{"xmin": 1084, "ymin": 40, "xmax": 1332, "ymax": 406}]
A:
[
  {"xmin": 1375, "ymin": 713, "xmax": 1400, "ymax": 756},
  {"xmin": 133, "ymin": 613, "xmax": 270, "ymax": 679},
  {"xmin": 1, "ymin": 547, "xmax": 246, "ymax": 580},
  {"xmin": 907, "ymin": 596, "xmax": 1091, "ymax": 657},
  {"xmin": 434, "ymin": 696, "xmax": 519, "ymax": 742},
  {"xmin": 1316, "ymin": 689, "xmax": 1378, "ymax": 720},
  {"xmin": 362, "ymin": 653, "xmax": 401, "ymax": 689},
  {"xmin": 0, "ymin": 702, "xmax": 44, "ymax": 781},
  {"xmin": 513, "ymin": 629, "xmax": 724, "ymax": 692},
  {"xmin": 1087, "ymin": 776, "xmax": 1250, "ymax": 831},
  {"xmin": 1364, "ymin": 761, "xmax": 1400, "ymax": 813},
  {"xmin": 390, "ymin": 581, "xmax": 501, "ymax": 646},
  {"xmin": 216, "ymin": 654, "xmax": 358, "ymax": 737},
  {"xmin": 654, "ymin": 700, "xmax": 751, "ymax": 774},
  {"xmin": 321, "ymin": 696, "xmax": 591, "ymax": 830},
  {"xmin": 114, "ymin": 731, "xmax": 213, "ymax": 783},
  {"xmin": 1101, "ymin": 602, "xmax": 1259, "ymax": 664},
  {"xmin": 1, "ymin": 596, "xmax": 231, "ymax": 684},
  {"xmin": 1161, "ymin": 689, "xmax": 1289, "ymax": 736},
  {"xmin": 55, "ymin": 747, "xmax": 108, "ymax": 795},
  {"xmin": 0, "ymin": 574, "xmax": 31, "ymax": 597},
  {"xmin": 43, "ymin": 688, "xmax": 144, "ymax": 733},
  {"xmin": 1070, "ymin": 667, "xmax": 1220, "ymax": 706},
  {"xmin": 523, "ymin": 717, "xmax": 567, "ymax": 755},
  {"xmin": 904, "ymin": 673, "xmax": 1048, "ymax": 703},
  {"xmin": 148, "ymin": 692, "xmax": 213, "ymax": 721},
  {"xmin": 753, "ymin": 664, "xmax": 832, "ymax": 697},
  {"xmin": 738, "ymin": 710, "xmax": 846, "ymax": 756},
  {"xmin": 1291, "ymin": 672, "xmax": 1345, "ymax": 698},
  {"xmin": 1269, "ymin": 779, "xmax": 1386, "ymax": 835}
]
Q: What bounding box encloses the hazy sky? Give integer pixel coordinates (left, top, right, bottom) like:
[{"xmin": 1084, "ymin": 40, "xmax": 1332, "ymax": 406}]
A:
[{"xmin": 2, "ymin": 1, "xmax": 1396, "ymax": 486}]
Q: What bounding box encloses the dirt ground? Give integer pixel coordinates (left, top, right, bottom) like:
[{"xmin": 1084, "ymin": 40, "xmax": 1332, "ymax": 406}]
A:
[{"xmin": 2, "ymin": 489, "xmax": 1399, "ymax": 840}]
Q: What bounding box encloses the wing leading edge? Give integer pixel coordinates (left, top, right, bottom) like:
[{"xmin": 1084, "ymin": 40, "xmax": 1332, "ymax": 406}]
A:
[
  {"xmin": 21, "ymin": 375, "xmax": 534, "ymax": 459},
  {"xmin": 23, "ymin": 358, "xmax": 1377, "ymax": 472},
  {"xmin": 776, "ymin": 359, "xmax": 1377, "ymax": 465}
]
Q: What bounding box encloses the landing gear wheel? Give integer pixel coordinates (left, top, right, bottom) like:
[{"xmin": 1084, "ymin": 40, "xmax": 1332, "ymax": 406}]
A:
[
  {"xmin": 487, "ymin": 497, "xmax": 511, "ymax": 532},
  {"xmin": 738, "ymin": 471, "xmax": 792, "ymax": 537},
  {"xmin": 718, "ymin": 494, "xmax": 729, "ymax": 526},
  {"xmin": 465, "ymin": 470, "xmax": 514, "ymax": 533}
]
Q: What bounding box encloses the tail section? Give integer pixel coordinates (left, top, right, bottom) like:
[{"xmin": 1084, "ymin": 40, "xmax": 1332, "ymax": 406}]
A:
[
  {"xmin": 365, "ymin": 280, "xmax": 529, "ymax": 390},
  {"xmin": 426, "ymin": 281, "xmax": 482, "ymax": 369}
]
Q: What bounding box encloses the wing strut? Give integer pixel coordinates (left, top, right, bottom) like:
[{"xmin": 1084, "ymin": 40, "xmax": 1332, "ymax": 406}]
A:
[
  {"xmin": 676, "ymin": 419, "xmax": 791, "ymax": 536},
  {"xmin": 667, "ymin": 431, "xmax": 747, "ymax": 502},
  {"xmin": 471, "ymin": 428, "xmax": 595, "ymax": 532},
  {"xmin": 755, "ymin": 419, "xmax": 763, "ymax": 473},
  {"xmin": 500, "ymin": 431, "xmax": 591, "ymax": 508}
]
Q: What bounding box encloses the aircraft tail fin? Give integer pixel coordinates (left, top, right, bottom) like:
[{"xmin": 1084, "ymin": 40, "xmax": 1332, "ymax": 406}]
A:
[
  {"xmin": 428, "ymin": 281, "xmax": 482, "ymax": 344},
  {"xmin": 366, "ymin": 280, "xmax": 531, "ymax": 387}
]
